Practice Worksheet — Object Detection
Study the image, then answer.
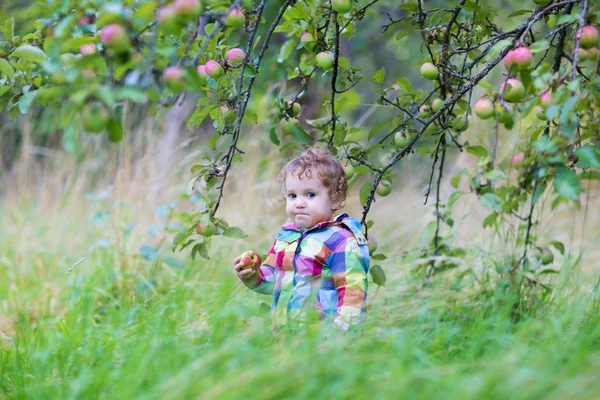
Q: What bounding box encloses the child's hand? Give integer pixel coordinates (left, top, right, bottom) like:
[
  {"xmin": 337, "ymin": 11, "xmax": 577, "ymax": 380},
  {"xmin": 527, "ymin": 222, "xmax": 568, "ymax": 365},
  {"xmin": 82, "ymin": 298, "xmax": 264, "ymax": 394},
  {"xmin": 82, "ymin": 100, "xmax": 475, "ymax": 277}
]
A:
[{"xmin": 233, "ymin": 250, "xmax": 262, "ymax": 281}]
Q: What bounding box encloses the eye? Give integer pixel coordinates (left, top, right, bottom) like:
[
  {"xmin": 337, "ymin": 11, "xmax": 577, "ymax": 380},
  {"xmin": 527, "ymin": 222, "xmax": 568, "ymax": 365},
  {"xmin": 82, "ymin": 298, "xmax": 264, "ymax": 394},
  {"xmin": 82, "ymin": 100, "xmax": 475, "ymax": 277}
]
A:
[
  {"xmin": 307, "ymin": 192, "xmax": 316, "ymax": 198},
  {"xmin": 288, "ymin": 193, "xmax": 296, "ymax": 199}
]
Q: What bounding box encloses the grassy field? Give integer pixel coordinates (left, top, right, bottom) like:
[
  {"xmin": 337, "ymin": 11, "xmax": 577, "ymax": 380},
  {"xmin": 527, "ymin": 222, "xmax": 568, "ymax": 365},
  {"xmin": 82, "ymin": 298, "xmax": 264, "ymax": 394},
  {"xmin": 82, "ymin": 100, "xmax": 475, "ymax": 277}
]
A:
[{"xmin": 1, "ymin": 137, "xmax": 600, "ymax": 399}]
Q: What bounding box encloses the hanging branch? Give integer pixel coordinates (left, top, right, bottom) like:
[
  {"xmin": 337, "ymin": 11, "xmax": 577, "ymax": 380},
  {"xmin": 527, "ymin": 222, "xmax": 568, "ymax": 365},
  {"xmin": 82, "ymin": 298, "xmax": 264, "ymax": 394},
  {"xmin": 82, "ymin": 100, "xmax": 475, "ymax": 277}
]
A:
[{"xmin": 211, "ymin": 0, "xmax": 297, "ymax": 218}]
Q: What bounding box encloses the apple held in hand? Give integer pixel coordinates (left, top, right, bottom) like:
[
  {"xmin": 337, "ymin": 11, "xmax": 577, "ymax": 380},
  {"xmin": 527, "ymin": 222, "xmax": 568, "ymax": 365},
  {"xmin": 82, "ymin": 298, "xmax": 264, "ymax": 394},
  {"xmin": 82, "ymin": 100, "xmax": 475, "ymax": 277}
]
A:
[{"xmin": 240, "ymin": 250, "xmax": 262, "ymax": 270}]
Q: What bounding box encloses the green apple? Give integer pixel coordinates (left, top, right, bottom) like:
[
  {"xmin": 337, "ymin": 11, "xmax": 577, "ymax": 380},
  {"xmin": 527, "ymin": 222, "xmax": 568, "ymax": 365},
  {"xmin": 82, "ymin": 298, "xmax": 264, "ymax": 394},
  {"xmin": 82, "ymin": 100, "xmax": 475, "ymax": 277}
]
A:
[
  {"xmin": 197, "ymin": 222, "xmax": 216, "ymax": 237},
  {"xmin": 394, "ymin": 131, "xmax": 412, "ymax": 148},
  {"xmin": 332, "ymin": 0, "xmax": 353, "ymax": 13},
  {"xmin": 316, "ymin": 51, "xmax": 334, "ymax": 70},
  {"xmin": 81, "ymin": 102, "xmax": 110, "ymax": 133},
  {"xmin": 420, "ymin": 62, "xmax": 439, "ymax": 80},
  {"xmin": 376, "ymin": 180, "xmax": 392, "ymax": 197}
]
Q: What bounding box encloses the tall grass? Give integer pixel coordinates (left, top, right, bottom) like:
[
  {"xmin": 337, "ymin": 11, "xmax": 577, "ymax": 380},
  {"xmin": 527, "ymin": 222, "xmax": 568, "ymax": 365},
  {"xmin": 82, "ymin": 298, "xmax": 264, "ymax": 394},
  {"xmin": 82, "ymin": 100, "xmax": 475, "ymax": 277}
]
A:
[{"xmin": 1, "ymin": 118, "xmax": 600, "ymax": 398}]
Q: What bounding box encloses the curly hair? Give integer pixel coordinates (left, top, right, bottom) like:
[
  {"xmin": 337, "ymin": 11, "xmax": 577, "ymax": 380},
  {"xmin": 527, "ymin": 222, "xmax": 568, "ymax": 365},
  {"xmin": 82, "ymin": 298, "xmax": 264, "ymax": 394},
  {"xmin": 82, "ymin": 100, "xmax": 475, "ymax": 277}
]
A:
[{"xmin": 278, "ymin": 146, "xmax": 348, "ymax": 210}]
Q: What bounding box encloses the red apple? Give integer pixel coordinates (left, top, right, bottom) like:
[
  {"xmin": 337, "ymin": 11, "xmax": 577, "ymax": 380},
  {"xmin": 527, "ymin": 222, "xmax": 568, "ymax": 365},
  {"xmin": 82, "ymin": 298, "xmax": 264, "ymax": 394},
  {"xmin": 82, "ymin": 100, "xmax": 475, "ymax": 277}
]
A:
[
  {"xmin": 539, "ymin": 91, "xmax": 552, "ymax": 110},
  {"xmin": 197, "ymin": 222, "xmax": 216, "ymax": 237},
  {"xmin": 504, "ymin": 50, "xmax": 516, "ymax": 69},
  {"xmin": 332, "ymin": 0, "xmax": 353, "ymax": 13},
  {"xmin": 511, "ymin": 153, "xmax": 525, "ymax": 166},
  {"xmin": 420, "ymin": 62, "xmax": 439, "ymax": 80},
  {"xmin": 300, "ymin": 32, "xmax": 315, "ymax": 43},
  {"xmin": 158, "ymin": 5, "xmax": 182, "ymax": 35},
  {"xmin": 81, "ymin": 102, "xmax": 110, "ymax": 133},
  {"xmin": 577, "ymin": 25, "xmax": 599, "ymax": 49},
  {"xmin": 315, "ymin": 51, "xmax": 334, "ymax": 70},
  {"xmin": 80, "ymin": 44, "xmax": 96, "ymax": 55},
  {"xmin": 226, "ymin": 48, "xmax": 245, "ymax": 68},
  {"xmin": 205, "ymin": 60, "xmax": 224, "ymax": 78},
  {"xmin": 174, "ymin": 0, "xmax": 202, "ymax": 21},
  {"xmin": 474, "ymin": 98, "xmax": 494, "ymax": 119},
  {"xmin": 100, "ymin": 24, "xmax": 130, "ymax": 53},
  {"xmin": 239, "ymin": 250, "xmax": 262, "ymax": 270},
  {"xmin": 511, "ymin": 46, "xmax": 533, "ymax": 70},
  {"xmin": 163, "ymin": 66, "xmax": 184, "ymax": 91},
  {"xmin": 225, "ymin": 7, "xmax": 246, "ymax": 29},
  {"xmin": 196, "ymin": 64, "xmax": 208, "ymax": 83}
]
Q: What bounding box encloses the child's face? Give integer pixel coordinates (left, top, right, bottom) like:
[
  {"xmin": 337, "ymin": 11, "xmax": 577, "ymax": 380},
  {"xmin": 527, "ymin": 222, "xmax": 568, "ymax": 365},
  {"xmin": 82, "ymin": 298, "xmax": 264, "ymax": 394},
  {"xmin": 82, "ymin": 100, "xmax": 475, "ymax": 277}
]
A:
[{"xmin": 284, "ymin": 168, "xmax": 339, "ymax": 230}]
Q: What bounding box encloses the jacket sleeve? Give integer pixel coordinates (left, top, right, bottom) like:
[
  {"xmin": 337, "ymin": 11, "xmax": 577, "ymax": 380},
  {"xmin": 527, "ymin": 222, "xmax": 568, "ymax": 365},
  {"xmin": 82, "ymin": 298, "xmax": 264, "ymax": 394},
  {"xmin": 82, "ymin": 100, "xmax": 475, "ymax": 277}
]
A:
[
  {"xmin": 242, "ymin": 239, "xmax": 277, "ymax": 295},
  {"xmin": 325, "ymin": 236, "xmax": 369, "ymax": 331}
]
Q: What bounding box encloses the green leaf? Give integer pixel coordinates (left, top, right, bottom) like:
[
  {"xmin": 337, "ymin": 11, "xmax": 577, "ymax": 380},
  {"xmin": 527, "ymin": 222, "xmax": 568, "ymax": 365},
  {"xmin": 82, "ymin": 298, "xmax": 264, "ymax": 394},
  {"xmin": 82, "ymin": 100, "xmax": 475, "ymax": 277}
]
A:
[
  {"xmin": 480, "ymin": 193, "xmax": 502, "ymax": 211},
  {"xmin": 18, "ymin": 90, "xmax": 38, "ymax": 114},
  {"xmin": 369, "ymin": 265, "xmax": 386, "ymax": 286},
  {"xmin": 553, "ymin": 169, "xmax": 580, "ymax": 200},
  {"xmin": 0, "ymin": 58, "xmax": 14, "ymax": 79},
  {"xmin": 508, "ymin": 9, "xmax": 532, "ymax": 17},
  {"xmin": 529, "ymin": 40, "xmax": 550, "ymax": 53},
  {"xmin": 372, "ymin": 254, "xmax": 387, "ymax": 261},
  {"xmin": 487, "ymin": 39, "xmax": 512, "ymax": 61},
  {"xmin": 556, "ymin": 14, "xmax": 576, "ymax": 25},
  {"xmin": 107, "ymin": 118, "xmax": 123, "ymax": 142},
  {"xmin": 373, "ymin": 67, "xmax": 385, "ymax": 84},
  {"xmin": 467, "ymin": 145, "xmax": 489, "ymax": 158},
  {"xmin": 550, "ymin": 241, "xmax": 565, "ymax": 255},
  {"xmin": 223, "ymin": 227, "xmax": 247, "ymax": 238},
  {"xmin": 277, "ymin": 39, "xmax": 296, "ymax": 63},
  {"xmin": 395, "ymin": 31, "xmax": 408, "ymax": 41},
  {"xmin": 483, "ymin": 212, "xmax": 497, "ymax": 228},
  {"xmin": 191, "ymin": 242, "xmax": 210, "ymax": 260},
  {"xmin": 292, "ymin": 125, "xmax": 312, "ymax": 144},
  {"xmin": 12, "ymin": 45, "xmax": 47, "ymax": 64},
  {"xmin": 62, "ymin": 123, "xmax": 78, "ymax": 155},
  {"xmin": 359, "ymin": 182, "xmax": 372, "ymax": 205},
  {"xmin": 485, "ymin": 169, "xmax": 507, "ymax": 181},
  {"xmin": 576, "ymin": 146, "xmax": 600, "ymax": 170},
  {"xmin": 188, "ymin": 104, "xmax": 218, "ymax": 129},
  {"xmin": 532, "ymin": 182, "xmax": 547, "ymax": 206},
  {"xmin": 4, "ymin": 18, "xmax": 14, "ymax": 43},
  {"xmin": 447, "ymin": 191, "xmax": 463, "ymax": 208},
  {"xmin": 269, "ymin": 126, "xmax": 280, "ymax": 145}
]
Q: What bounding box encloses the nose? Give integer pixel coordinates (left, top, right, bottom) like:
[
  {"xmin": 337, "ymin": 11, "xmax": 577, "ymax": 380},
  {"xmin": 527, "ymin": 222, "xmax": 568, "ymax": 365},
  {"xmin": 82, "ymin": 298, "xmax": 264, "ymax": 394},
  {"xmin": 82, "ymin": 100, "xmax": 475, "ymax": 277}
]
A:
[{"xmin": 295, "ymin": 198, "xmax": 306, "ymax": 209}]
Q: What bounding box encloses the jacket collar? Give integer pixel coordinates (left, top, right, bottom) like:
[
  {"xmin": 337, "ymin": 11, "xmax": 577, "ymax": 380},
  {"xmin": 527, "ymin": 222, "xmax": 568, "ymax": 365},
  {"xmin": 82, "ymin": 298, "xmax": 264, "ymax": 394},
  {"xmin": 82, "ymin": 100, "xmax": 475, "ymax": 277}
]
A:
[{"xmin": 281, "ymin": 213, "xmax": 349, "ymax": 232}]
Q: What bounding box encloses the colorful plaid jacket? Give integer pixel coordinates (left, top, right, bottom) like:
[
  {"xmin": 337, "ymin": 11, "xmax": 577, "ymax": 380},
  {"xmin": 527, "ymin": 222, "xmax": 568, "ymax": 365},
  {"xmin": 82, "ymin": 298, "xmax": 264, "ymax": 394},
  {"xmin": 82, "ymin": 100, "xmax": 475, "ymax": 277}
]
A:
[{"xmin": 247, "ymin": 213, "xmax": 370, "ymax": 331}]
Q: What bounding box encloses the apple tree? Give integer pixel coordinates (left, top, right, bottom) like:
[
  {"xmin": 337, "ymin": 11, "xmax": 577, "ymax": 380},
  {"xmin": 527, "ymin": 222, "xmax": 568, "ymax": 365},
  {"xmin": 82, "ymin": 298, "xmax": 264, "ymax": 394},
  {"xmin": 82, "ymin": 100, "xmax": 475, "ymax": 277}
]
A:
[{"xmin": 1, "ymin": 0, "xmax": 599, "ymax": 306}]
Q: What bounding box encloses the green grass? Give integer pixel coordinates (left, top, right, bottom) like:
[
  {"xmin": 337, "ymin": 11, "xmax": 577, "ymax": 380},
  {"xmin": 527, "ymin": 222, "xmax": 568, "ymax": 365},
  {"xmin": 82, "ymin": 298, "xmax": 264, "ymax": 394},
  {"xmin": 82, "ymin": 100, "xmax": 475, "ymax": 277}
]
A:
[
  {"xmin": 1, "ymin": 160, "xmax": 599, "ymax": 399},
  {"xmin": 2, "ymin": 219, "xmax": 600, "ymax": 399}
]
